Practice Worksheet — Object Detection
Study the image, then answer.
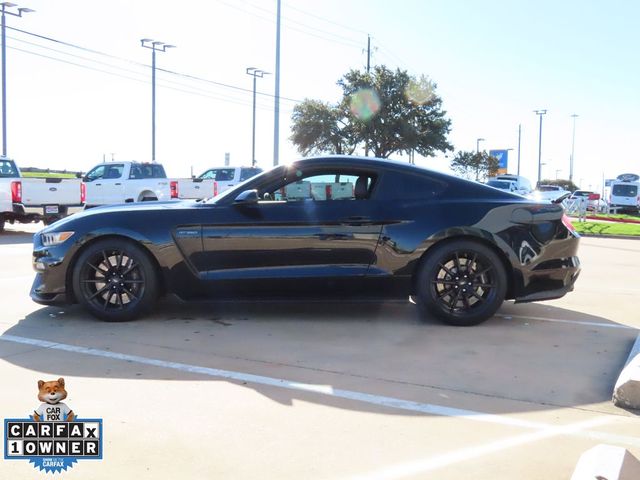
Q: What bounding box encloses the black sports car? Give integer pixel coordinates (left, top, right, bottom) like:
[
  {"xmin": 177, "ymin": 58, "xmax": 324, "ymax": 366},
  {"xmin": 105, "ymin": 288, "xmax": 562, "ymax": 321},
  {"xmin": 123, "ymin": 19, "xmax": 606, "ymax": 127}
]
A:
[{"xmin": 31, "ymin": 156, "xmax": 580, "ymax": 326}]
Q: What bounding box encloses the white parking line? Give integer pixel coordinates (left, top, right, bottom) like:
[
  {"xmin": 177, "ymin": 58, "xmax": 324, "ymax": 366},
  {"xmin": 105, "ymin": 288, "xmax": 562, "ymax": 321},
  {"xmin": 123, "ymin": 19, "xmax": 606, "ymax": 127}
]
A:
[
  {"xmin": 1, "ymin": 333, "xmax": 639, "ymax": 450},
  {"xmin": 343, "ymin": 416, "xmax": 612, "ymax": 480},
  {"xmin": 496, "ymin": 313, "xmax": 638, "ymax": 330}
]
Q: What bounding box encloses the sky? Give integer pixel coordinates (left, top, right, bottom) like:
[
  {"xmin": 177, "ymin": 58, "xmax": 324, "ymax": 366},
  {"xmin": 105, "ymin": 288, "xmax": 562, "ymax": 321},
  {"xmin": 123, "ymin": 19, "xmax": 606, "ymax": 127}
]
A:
[{"xmin": 4, "ymin": 0, "xmax": 639, "ymax": 192}]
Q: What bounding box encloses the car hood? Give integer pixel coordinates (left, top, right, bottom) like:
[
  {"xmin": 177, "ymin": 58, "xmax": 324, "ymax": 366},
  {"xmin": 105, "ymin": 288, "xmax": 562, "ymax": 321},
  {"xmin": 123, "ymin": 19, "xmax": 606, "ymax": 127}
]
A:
[{"xmin": 41, "ymin": 200, "xmax": 200, "ymax": 233}]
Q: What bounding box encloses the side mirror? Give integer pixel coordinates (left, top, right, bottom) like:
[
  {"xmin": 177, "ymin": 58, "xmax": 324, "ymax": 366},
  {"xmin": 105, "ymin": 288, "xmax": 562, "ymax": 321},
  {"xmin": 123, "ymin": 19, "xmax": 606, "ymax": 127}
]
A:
[{"xmin": 234, "ymin": 189, "xmax": 259, "ymax": 205}]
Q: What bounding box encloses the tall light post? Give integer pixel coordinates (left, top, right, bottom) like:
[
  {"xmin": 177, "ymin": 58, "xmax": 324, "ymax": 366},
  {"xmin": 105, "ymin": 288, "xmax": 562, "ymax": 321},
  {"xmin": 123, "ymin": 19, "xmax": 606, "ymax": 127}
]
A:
[
  {"xmin": 246, "ymin": 67, "xmax": 270, "ymax": 167},
  {"xmin": 476, "ymin": 138, "xmax": 485, "ymax": 153},
  {"xmin": 517, "ymin": 124, "xmax": 522, "ymax": 176},
  {"xmin": 140, "ymin": 39, "xmax": 175, "ymax": 162},
  {"xmin": 1, "ymin": 2, "xmax": 34, "ymax": 157},
  {"xmin": 570, "ymin": 113, "xmax": 578, "ymax": 183},
  {"xmin": 534, "ymin": 109, "xmax": 547, "ymax": 186}
]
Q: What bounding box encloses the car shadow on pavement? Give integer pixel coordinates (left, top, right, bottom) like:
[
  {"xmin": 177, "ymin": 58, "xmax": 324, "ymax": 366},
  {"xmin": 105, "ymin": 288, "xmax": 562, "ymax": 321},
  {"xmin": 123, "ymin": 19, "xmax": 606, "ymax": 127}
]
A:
[{"xmin": 1, "ymin": 299, "xmax": 637, "ymax": 418}]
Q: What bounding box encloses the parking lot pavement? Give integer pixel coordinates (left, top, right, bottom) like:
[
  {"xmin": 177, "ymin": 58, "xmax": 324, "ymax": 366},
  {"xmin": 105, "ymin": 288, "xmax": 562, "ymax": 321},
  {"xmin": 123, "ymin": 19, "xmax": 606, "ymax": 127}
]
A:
[{"xmin": 1, "ymin": 226, "xmax": 639, "ymax": 479}]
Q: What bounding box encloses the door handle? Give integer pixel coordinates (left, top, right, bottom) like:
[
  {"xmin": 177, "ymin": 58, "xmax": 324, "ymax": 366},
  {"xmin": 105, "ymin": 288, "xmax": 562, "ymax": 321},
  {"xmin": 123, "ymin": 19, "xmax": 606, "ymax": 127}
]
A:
[
  {"xmin": 95, "ymin": 183, "xmax": 102, "ymax": 186},
  {"xmin": 115, "ymin": 183, "xmax": 122, "ymax": 186}
]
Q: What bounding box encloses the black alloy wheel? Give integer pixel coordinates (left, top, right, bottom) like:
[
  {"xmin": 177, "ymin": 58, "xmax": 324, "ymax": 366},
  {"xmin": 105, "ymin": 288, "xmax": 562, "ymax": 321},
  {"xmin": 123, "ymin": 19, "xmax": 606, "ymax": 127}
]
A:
[
  {"xmin": 72, "ymin": 239, "xmax": 158, "ymax": 321},
  {"xmin": 416, "ymin": 239, "xmax": 507, "ymax": 326}
]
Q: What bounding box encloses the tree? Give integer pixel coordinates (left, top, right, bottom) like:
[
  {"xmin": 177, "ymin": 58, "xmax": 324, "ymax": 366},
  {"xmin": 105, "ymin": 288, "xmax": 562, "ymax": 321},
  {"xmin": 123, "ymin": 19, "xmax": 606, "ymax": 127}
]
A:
[
  {"xmin": 290, "ymin": 66, "xmax": 452, "ymax": 159},
  {"xmin": 450, "ymin": 150, "xmax": 500, "ymax": 182}
]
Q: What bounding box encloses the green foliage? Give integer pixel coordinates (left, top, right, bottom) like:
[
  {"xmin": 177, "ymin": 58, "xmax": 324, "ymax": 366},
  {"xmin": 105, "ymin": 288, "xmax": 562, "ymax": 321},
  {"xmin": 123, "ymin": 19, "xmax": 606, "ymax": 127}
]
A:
[
  {"xmin": 538, "ymin": 179, "xmax": 579, "ymax": 191},
  {"xmin": 290, "ymin": 66, "xmax": 452, "ymax": 159},
  {"xmin": 450, "ymin": 150, "xmax": 500, "ymax": 181},
  {"xmin": 573, "ymin": 221, "xmax": 640, "ymax": 236}
]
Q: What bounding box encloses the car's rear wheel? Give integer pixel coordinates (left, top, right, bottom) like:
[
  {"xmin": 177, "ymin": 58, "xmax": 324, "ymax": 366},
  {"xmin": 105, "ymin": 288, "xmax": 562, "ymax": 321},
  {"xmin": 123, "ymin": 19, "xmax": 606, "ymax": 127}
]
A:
[
  {"xmin": 416, "ymin": 239, "xmax": 507, "ymax": 326},
  {"xmin": 72, "ymin": 238, "xmax": 158, "ymax": 321}
]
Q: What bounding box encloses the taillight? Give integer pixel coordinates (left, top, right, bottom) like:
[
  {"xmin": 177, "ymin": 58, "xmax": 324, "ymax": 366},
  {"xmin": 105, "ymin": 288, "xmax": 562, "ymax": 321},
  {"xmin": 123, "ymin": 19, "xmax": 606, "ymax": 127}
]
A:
[
  {"xmin": 561, "ymin": 214, "xmax": 575, "ymax": 232},
  {"xmin": 213, "ymin": 181, "xmax": 218, "ymax": 197},
  {"xmin": 80, "ymin": 183, "xmax": 86, "ymax": 203},
  {"xmin": 170, "ymin": 181, "xmax": 179, "ymax": 199},
  {"xmin": 11, "ymin": 181, "xmax": 22, "ymax": 203}
]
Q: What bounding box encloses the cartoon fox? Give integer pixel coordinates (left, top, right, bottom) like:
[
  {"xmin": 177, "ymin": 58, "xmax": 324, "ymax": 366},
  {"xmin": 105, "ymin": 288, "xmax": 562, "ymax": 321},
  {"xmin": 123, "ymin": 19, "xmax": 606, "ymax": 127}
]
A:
[{"xmin": 33, "ymin": 378, "xmax": 75, "ymax": 422}]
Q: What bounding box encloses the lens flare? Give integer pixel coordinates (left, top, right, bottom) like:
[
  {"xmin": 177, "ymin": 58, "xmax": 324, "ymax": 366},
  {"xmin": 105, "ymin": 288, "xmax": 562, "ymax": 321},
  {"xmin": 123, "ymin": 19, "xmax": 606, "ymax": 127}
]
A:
[
  {"xmin": 350, "ymin": 88, "xmax": 381, "ymax": 121},
  {"xmin": 405, "ymin": 78, "xmax": 435, "ymax": 105}
]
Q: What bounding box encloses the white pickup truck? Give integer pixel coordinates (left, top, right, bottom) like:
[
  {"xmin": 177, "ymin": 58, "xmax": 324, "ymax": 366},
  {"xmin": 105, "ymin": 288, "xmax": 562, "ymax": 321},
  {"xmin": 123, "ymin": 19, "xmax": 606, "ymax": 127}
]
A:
[
  {"xmin": 0, "ymin": 157, "xmax": 84, "ymax": 232},
  {"xmin": 83, "ymin": 161, "xmax": 217, "ymax": 207},
  {"xmin": 193, "ymin": 166, "xmax": 263, "ymax": 195}
]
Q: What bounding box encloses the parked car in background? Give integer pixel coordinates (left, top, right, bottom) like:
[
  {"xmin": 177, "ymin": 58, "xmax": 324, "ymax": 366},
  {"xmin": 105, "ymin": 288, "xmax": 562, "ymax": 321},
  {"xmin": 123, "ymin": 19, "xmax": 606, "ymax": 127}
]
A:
[
  {"xmin": 31, "ymin": 156, "xmax": 580, "ymax": 326},
  {"xmin": 0, "ymin": 157, "xmax": 83, "ymax": 232},
  {"xmin": 83, "ymin": 161, "xmax": 217, "ymax": 207},
  {"xmin": 527, "ymin": 185, "xmax": 571, "ymax": 203},
  {"xmin": 197, "ymin": 166, "xmax": 263, "ymax": 194},
  {"xmin": 486, "ymin": 174, "xmax": 532, "ymax": 195},
  {"xmin": 486, "ymin": 178, "xmax": 518, "ymax": 193},
  {"xmin": 569, "ymin": 190, "xmax": 601, "ymax": 212}
]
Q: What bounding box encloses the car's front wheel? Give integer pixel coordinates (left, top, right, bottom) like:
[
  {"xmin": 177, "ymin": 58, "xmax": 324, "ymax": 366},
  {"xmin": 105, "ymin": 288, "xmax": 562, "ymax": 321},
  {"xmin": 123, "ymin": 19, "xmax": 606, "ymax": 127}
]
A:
[
  {"xmin": 72, "ymin": 238, "xmax": 158, "ymax": 321},
  {"xmin": 416, "ymin": 239, "xmax": 507, "ymax": 326}
]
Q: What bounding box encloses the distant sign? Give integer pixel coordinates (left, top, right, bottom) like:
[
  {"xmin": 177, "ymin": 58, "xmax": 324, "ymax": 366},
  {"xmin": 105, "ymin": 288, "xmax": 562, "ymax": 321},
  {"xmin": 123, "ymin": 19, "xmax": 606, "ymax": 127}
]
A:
[
  {"xmin": 616, "ymin": 173, "xmax": 639, "ymax": 182},
  {"xmin": 489, "ymin": 149, "xmax": 509, "ymax": 175}
]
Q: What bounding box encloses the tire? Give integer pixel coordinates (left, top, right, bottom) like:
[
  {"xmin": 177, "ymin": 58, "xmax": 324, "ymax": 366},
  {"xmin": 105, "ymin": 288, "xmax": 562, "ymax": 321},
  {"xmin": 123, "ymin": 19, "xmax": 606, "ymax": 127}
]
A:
[
  {"xmin": 416, "ymin": 239, "xmax": 507, "ymax": 326},
  {"xmin": 72, "ymin": 238, "xmax": 158, "ymax": 321},
  {"xmin": 0, "ymin": 215, "xmax": 4, "ymax": 233}
]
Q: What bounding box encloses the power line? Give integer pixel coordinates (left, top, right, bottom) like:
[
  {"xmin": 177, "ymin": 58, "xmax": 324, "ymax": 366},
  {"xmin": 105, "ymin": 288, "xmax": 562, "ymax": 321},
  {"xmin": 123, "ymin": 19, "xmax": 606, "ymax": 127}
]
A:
[
  {"xmin": 6, "ymin": 25, "xmax": 303, "ymax": 103},
  {"xmin": 8, "ymin": 45, "xmax": 291, "ymax": 113}
]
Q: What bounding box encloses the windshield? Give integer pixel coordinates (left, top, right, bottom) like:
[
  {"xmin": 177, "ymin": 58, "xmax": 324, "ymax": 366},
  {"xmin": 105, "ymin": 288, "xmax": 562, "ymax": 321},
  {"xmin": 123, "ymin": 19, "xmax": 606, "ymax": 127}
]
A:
[{"xmin": 612, "ymin": 184, "xmax": 638, "ymax": 197}]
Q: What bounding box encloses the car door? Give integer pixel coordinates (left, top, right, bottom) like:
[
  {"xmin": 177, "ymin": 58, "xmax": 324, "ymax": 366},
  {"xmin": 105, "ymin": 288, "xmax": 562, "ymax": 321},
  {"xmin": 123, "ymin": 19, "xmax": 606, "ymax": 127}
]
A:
[
  {"xmin": 197, "ymin": 169, "xmax": 383, "ymax": 283},
  {"xmin": 84, "ymin": 163, "xmax": 126, "ymax": 205}
]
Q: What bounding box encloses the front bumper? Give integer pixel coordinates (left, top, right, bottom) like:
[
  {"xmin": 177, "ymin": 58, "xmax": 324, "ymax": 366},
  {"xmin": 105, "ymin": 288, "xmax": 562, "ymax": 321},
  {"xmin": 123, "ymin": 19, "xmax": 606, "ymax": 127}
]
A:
[{"xmin": 30, "ymin": 273, "xmax": 70, "ymax": 306}]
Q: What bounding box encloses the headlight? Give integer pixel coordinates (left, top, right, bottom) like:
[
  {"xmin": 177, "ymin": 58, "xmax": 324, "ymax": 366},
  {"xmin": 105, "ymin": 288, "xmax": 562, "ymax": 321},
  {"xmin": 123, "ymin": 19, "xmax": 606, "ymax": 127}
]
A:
[{"xmin": 41, "ymin": 231, "xmax": 74, "ymax": 246}]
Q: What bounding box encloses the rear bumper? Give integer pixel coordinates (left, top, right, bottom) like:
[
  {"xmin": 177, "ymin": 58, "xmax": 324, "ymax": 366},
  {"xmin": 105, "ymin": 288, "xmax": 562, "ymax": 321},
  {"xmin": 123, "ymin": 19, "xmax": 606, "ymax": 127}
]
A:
[
  {"xmin": 13, "ymin": 203, "xmax": 84, "ymax": 217},
  {"xmin": 514, "ymin": 255, "xmax": 580, "ymax": 303}
]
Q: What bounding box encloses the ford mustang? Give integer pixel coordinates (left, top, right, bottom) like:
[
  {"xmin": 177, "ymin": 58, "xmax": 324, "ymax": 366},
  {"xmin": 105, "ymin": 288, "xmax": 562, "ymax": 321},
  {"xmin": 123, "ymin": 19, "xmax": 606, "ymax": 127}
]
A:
[{"xmin": 31, "ymin": 156, "xmax": 580, "ymax": 326}]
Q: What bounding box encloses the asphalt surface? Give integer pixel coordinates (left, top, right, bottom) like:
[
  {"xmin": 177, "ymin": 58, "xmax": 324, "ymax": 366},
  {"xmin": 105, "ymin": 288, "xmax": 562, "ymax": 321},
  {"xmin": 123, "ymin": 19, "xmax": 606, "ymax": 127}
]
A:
[{"xmin": 0, "ymin": 222, "xmax": 639, "ymax": 479}]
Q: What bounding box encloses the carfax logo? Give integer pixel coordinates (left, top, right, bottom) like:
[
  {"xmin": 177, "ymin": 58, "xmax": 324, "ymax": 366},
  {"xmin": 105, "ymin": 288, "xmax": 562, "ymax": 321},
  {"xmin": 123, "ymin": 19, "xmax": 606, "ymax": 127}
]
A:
[{"xmin": 4, "ymin": 377, "xmax": 103, "ymax": 473}]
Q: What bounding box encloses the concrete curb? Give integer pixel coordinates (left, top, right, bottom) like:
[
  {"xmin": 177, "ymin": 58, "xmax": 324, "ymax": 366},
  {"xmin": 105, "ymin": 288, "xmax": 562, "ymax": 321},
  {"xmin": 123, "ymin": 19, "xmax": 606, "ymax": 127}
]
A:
[
  {"xmin": 612, "ymin": 334, "xmax": 640, "ymax": 409},
  {"xmin": 571, "ymin": 444, "xmax": 640, "ymax": 480},
  {"xmin": 578, "ymin": 233, "xmax": 640, "ymax": 240}
]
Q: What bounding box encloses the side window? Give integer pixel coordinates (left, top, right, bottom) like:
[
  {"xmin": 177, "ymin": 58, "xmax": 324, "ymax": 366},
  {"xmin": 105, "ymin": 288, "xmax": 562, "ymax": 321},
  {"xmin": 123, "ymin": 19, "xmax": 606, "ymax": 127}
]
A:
[
  {"xmin": 200, "ymin": 169, "xmax": 235, "ymax": 181},
  {"xmin": 151, "ymin": 164, "xmax": 166, "ymax": 178},
  {"xmin": 0, "ymin": 160, "xmax": 18, "ymax": 177},
  {"xmin": 377, "ymin": 172, "xmax": 447, "ymax": 200},
  {"xmin": 103, "ymin": 164, "xmax": 124, "ymax": 179},
  {"xmin": 263, "ymin": 171, "xmax": 375, "ymax": 202},
  {"xmin": 85, "ymin": 165, "xmax": 106, "ymax": 181},
  {"xmin": 240, "ymin": 168, "xmax": 263, "ymax": 181},
  {"xmin": 129, "ymin": 165, "xmax": 142, "ymax": 179}
]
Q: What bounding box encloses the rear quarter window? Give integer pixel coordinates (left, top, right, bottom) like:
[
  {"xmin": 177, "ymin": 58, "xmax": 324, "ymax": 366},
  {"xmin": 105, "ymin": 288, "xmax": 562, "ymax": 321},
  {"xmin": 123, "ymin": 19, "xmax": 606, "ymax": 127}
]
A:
[{"xmin": 377, "ymin": 171, "xmax": 447, "ymax": 200}]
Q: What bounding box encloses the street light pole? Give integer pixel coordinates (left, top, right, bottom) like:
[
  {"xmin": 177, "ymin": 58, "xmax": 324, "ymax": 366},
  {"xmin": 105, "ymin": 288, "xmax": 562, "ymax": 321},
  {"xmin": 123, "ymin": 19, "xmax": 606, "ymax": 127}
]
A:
[
  {"xmin": 476, "ymin": 138, "xmax": 485, "ymax": 153},
  {"xmin": 246, "ymin": 67, "xmax": 270, "ymax": 167},
  {"xmin": 570, "ymin": 113, "xmax": 578, "ymax": 183},
  {"xmin": 141, "ymin": 39, "xmax": 175, "ymax": 162},
  {"xmin": 517, "ymin": 124, "xmax": 522, "ymax": 176},
  {"xmin": 534, "ymin": 109, "xmax": 547, "ymax": 186},
  {"xmin": 1, "ymin": 2, "xmax": 34, "ymax": 157}
]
